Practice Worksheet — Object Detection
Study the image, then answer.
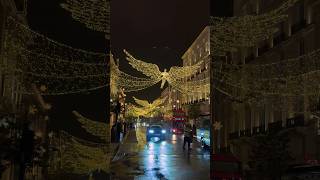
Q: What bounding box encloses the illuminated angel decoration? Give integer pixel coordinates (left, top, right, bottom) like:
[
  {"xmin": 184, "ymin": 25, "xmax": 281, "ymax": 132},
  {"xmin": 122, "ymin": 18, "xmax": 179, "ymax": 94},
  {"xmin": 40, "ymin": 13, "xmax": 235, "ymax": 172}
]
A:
[
  {"xmin": 133, "ymin": 96, "xmax": 164, "ymax": 109},
  {"xmin": 124, "ymin": 49, "xmax": 201, "ymax": 89},
  {"xmin": 110, "ymin": 53, "xmax": 161, "ymax": 93}
]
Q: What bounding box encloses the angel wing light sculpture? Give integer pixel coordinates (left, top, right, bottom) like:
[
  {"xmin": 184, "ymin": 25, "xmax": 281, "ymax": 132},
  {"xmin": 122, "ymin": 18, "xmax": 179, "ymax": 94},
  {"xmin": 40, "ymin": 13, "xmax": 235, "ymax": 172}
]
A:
[
  {"xmin": 124, "ymin": 49, "xmax": 201, "ymax": 89},
  {"xmin": 133, "ymin": 96, "xmax": 164, "ymax": 109}
]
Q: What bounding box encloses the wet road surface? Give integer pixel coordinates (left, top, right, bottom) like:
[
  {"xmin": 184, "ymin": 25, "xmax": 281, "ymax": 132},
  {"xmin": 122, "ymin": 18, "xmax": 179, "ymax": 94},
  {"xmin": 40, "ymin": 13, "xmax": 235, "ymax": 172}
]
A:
[{"xmin": 111, "ymin": 127, "xmax": 210, "ymax": 180}]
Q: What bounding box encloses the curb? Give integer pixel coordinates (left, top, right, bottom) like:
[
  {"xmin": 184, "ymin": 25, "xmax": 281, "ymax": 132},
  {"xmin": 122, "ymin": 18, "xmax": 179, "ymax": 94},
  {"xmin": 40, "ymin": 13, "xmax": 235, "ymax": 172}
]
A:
[
  {"xmin": 111, "ymin": 143, "xmax": 120, "ymax": 160},
  {"xmin": 111, "ymin": 130, "xmax": 132, "ymax": 161}
]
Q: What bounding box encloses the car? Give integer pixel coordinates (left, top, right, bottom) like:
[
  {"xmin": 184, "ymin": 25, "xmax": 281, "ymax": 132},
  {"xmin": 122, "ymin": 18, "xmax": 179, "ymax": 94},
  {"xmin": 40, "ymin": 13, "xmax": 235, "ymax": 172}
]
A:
[{"xmin": 146, "ymin": 125, "xmax": 166, "ymax": 141}]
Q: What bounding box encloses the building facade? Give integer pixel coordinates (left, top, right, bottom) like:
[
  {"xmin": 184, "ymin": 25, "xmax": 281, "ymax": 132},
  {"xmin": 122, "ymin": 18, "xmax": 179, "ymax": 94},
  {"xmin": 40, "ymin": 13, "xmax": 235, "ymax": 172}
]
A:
[
  {"xmin": 213, "ymin": 0, "xmax": 320, "ymax": 170},
  {"xmin": 1, "ymin": 1, "xmax": 27, "ymax": 179},
  {"xmin": 160, "ymin": 85, "xmax": 181, "ymax": 120},
  {"xmin": 181, "ymin": 26, "xmax": 211, "ymax": 122},
  {"xmin": 1, "ymin": 1, "xmax": 51, "ymax": 179}
]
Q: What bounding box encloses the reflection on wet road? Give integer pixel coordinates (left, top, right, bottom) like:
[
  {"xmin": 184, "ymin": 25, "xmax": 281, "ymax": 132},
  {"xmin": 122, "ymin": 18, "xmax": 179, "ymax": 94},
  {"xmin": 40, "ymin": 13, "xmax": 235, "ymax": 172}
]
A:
[{"xmin": 111, "ymin": 127, "xmax": 210, "ymax": 180}]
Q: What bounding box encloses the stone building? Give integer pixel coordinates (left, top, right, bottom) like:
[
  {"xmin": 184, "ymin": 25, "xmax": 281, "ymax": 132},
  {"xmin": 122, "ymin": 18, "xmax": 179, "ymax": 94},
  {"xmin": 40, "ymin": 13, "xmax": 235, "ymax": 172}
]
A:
[
  {"xmin": 160, "ymin": 86, "xmax": 181, "ymax": 120},
  {"xmin": 1, "ymin": 1, "xmax": 51, "ymax": 179},
  {"xmin": 181, "ymin": 26, "xmax": 211, "ymax": 122},
  {"xmin": 212, "ymin": 0, "xmax": 320, "ymax": 170}
]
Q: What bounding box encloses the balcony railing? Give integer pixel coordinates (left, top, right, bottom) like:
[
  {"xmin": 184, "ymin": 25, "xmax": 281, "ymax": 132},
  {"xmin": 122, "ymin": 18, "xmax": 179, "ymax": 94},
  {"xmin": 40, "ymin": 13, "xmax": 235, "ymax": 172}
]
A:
[
  {"xmin": 286, "ymin": 115, "xmax": 304, "ymax": 128},
  {"xmin": 240, "ymin": 129, "xmax": 251, "ymax": 137},
  {"xmin": 252, "ymin": 125, "xmax": 266, "ymax": 135}
]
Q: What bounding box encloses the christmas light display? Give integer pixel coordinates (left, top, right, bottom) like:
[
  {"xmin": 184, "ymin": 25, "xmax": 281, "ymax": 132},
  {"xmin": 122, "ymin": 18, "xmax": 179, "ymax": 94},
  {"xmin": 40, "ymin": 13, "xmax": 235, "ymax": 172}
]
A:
[
  {"xmin": 5, "ymin": 17, "xmax": 108, "ymax": 63},
  {"xmin": 133, "ymin": 97, "xmax": 164, "ymax": 109},
  {"xmin": 212, "ymin": 71, "xmax": 320, "ymax": 111},
  {"xmin": 126, "ymin": 97, "xmax": 167, "ymax": 118},
  {"xmin": 60, "ymin": 0, "xmax": 110, "ymax": 38},
  {"xmin": 72, "ymin": 111, "xmax": 108, "ymax": 140},
  {"xmin": 110, "ymin": 54, "xmax": 162, "ymax": 93},
  {"xmin": 124, "ymin": 49, "xmax": 202, "ymax": 90},
  {"xmin": 214, "ymin": 48, "xmax": 320, "ymax": 80},
  {"xmin": 210, "ymin": 0, "xmax": 299, "ymax": 55},
  {"xmin": 49, "ymin": 131, "xmax": 110, "ymax": 176},
  {"xmin": 2, "ymin": 17, "xmax": 109, "ymax": 95},
  {"xmin": 130, "ymin": 105, "xmax": 152, "ymax": 117},
  {"xmin": 171, "ymin": 77, "xmax": 210, "ymax": 94},
  {"xmin": 126, "ymin": 103, "xmax": 158, "ymax": 118},
  {"xmin": 211, "ymin": 46, "xmax": 320, "ymax": 97}
]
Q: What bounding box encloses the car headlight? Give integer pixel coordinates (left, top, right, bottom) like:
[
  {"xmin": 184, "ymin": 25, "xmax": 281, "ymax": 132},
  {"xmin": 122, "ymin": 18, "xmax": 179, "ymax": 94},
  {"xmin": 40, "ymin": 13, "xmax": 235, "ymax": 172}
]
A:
[
  {"xmin": 161, "ymin": 130, "xmax": 166, "ymax": 134},
  {"xmin": 149, "ymin": 129, "xmax": 154, "ymax": 134}
]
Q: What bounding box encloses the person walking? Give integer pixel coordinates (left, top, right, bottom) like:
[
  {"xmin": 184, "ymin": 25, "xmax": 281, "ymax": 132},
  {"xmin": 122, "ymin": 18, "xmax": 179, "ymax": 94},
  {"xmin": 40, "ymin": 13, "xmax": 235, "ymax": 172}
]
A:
[{"xmin": 183, "ymin": 123, "xmax": 193, "ymax": 150}]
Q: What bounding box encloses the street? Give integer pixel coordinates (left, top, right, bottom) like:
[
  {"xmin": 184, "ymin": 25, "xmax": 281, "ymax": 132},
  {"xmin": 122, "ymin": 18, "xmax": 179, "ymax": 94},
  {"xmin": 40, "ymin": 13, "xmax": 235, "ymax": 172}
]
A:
[{"xmin": 111, "ymin": 127, "xmax": 210, "ymax": 180}]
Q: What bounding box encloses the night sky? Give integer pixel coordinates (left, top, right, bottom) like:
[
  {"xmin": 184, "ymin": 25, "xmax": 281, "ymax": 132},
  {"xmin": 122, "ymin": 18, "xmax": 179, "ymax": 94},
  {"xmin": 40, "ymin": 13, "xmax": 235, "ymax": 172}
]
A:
[{"xmin": 111, "ymin": 0, "xmax": 209, "ymax": 102}]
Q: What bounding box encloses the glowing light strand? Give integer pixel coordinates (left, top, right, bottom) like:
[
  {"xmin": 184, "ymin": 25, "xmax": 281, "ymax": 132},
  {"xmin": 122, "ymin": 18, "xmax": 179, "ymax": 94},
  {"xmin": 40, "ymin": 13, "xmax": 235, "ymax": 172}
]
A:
[
  {"xmin": 61, "ymin": 0, "xmax": 110, "ymax": 38},
  {"xmin": 210, "ymin": 0, "xmax": 300, "ymax": 55}
]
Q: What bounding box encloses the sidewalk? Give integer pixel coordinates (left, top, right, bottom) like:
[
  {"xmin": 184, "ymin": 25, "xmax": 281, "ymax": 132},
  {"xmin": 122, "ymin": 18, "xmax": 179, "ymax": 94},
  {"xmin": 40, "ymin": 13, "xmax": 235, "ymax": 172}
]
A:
[
  {"xmin": 111, "ymin": 129, "xmax": 137, "ymax": 161},
  {"xmin": 123, "ymin": 129, "xmax": 138, "ymax": 143}
]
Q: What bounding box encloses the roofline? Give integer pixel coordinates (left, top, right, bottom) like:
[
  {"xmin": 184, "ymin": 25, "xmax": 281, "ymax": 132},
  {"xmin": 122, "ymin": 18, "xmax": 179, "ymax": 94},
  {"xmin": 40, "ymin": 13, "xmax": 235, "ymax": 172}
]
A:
[{"xmin": 182, "ymin": 26, "xmax": 210, "ymax": 60}]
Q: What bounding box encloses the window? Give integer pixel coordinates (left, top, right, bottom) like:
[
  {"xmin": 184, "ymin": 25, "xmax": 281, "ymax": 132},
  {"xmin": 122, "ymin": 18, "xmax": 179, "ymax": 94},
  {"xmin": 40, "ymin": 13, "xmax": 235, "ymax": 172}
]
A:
[
  {"xmin": 291, "ymin": 1, "xmax": 306, "ymax": 34},
  {"xmin": 273, "ymin": 22, "xmax": 286, "ymax": 46},
  {"xmin": 0, "ymin": 74, "xmax": 4, "ymax": 97},
  {"xmin": 14, "ymin": 0, "xmax": 26, "ymax": 12}
]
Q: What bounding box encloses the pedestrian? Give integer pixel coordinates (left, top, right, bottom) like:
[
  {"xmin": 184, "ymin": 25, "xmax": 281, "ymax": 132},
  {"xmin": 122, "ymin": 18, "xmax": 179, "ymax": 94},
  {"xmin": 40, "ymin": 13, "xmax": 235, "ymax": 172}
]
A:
[
  {"xmin": 123, "ymin": 121, "xmax": 127, "ymax": 136},
  {"xmin": 116, "ymin": 121, "xmax": 122, "ymax": 142},
  {"xmin": 111, "ymin": 123, "xmax": 117, "ymax": 142},
  {"xmin": 183, "ymin": 123, "xmax": 193, "ymax": 150},
  {"xmin": 192, "ymin": 124, "xmax": 196, "ymax": 136}
]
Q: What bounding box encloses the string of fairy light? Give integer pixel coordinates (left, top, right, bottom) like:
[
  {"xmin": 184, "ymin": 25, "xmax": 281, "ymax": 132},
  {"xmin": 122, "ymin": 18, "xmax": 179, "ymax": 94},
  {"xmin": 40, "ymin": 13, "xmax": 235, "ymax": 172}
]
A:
[
  {"xmin": 207, "ymin": 0, "xmax": 320, "ymax": 113},
  {"xmin": 61, "ymin": 0, "xmax": 110, "ymax": 39},
  {"xmin": 4, "ymin": 0, "xmax": 318, "ymax": 176},
  {"xmin": 110, "ymin": 54, "xmax": 161, "ymax": 96},
  {"xmin": 3, "ymin": 17, "xmax": 208, "ymax": 97},
  {"xmin": 49, "ymin": 131, "xmax": 109, "ymax": 176},
  {"xmin": 72, "ymin": 111, "xmax": 109, "ymax": 140},
  {"xmin": 212, "ymin": 67, "xmax": 320, "ymax": 111},
  {"xmin": 123, "ymin": 50, "xmax": 209, "ymax": 94},
  {"xmin": 125, "ymin": 97, "xmax": 166, "ymax": 118},
  {"xmin": 210, "ymin": 44, "xmax": 320, "ymax": 98},
  {"xmin": 210, "ymin": 0, "xmax": 300, "ymax": 55},
  {"xmin": 3, "ymin": 17, "xmax": 109, "ymax": 95}
]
